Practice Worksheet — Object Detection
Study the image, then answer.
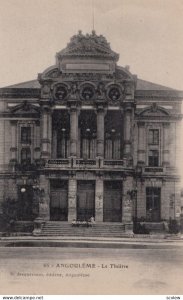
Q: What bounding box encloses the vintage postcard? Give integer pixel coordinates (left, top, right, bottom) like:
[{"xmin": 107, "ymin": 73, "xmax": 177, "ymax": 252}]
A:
[{"xmin": 0, "ymin": 0, "xmax": 183, "ymax": 296}]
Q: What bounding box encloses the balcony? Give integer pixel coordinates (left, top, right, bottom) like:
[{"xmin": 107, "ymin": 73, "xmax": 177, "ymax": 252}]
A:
[
  {"xmin": 144, "ymin": 167, "xmax": 164, "ymax": 173},
  {"xmin": 46, "ymin": 159, "xmax": 71, "ymax": 169},
  {"xmin": 102, "ymin": 159, "xmax": 127, "ymax": 169},
  {"xmin": 74, "ymin": 159, "xmax": 99, "ymax": 169},
  {"xmin": 45, "ymin": 158, "xmax": 130, "ymax": 170}
]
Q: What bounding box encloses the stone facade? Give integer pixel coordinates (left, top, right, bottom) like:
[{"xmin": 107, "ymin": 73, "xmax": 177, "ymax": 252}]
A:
[{"xmin": 0, "ymin": 31, "xmax": 182, "ymax": 228}]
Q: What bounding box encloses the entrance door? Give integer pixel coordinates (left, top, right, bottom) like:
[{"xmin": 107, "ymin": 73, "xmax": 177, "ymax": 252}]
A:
[
  {"xmin": 50, "ymin": 180, "xmax": 68, "ymax": 221},
  {"xmin": 18, "ymin": 185, "xmax": 34, "ymax": 220},
  {"xmin": 146, "ymin": 187, "xmax": 161, "ymax": 222},
  {"xmin": 77, "ymin": 181, "xmax": 95, "ymax": 221},
  {"xmin": 104, "ymin": 181, "xmax": 122, "ymax": 222}
]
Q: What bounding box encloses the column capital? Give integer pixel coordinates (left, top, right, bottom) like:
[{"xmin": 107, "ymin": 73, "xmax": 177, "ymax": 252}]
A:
[
  {"xmin": 123, "ymin": 102, "xmax": 134, "ymax": 112},
  {"xmin": 95, "ymin": 104, "xmax": 107, "ymax": 115},
  {"xmin": 10, "ymin": 120, "xmax": 17, "ymax": 125},
  {"xmin": 67, "ymin": 99, "xmax": 81, "ymax": 110},
  {"xmin": 95, "ymin": 99, "xmax": 107, "ymax": 111},
  {"xmin": 137, "ymin": 121, "xmax": 145, "ymax": 127},
  {"xmin": 40, "ymin": 104, "xmax": 52, "ymax": 114},
  {"xmin": 35, "ymin": 120, "xmax": 40, "ymax": 126}
]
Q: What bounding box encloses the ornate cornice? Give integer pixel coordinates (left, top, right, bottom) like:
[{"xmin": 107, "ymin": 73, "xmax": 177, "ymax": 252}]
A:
[
  {"xmin": 9, "ymin": 100, "xmax": 40, "ymax": 115},
  {"xmin": 0, "ymin": 88, "xmax": 40, "ymax": 99}
]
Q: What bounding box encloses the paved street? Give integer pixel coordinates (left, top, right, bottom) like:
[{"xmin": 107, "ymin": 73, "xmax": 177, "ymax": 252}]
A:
[{"xmin": 0, "ymin": 243, "xmax": 183, "ymax": 295}]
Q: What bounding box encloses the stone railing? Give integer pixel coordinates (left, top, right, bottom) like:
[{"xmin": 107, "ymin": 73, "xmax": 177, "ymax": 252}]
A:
[
  {"xmin": 46, "ymin": 159, "xmax": 71, "ymax": 168},
  {"xmin": 144, "ymin": 167, "xmax": 164, "ymax": 173},
  {"xmin": 102, "ymin": 159, "xmax": 127, "ymax": 169},
  {"xmin": 74, "ymin": 159, "xmax": 99, "ymax": 169},
  {"xmin": 45, "ymin": 158, "xmax": 131, "ymax": 170}
]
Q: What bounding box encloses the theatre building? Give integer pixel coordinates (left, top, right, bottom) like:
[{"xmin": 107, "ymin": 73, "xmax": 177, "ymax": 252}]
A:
[{"xmin": 0, "ymin": 31, "xmax": 182, "ymax": 235}]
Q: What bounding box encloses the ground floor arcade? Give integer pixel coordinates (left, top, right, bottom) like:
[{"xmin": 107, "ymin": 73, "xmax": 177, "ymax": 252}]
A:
[{"xmin": 0, "ymin": 172, "xmax": 181, "ymax": 224}]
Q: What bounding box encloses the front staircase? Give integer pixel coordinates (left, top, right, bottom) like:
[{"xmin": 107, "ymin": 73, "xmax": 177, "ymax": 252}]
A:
[
  {"xmin": 144, "ymin": 222, "xmax": 165, "ymax": 233},
  {"xmin": 39, "ymin": 221, "xmax": 127, "ymax": 238}
]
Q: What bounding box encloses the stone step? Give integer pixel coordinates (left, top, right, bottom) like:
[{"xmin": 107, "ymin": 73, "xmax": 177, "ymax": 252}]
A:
[
  {"xmin": 39, "ymin": 233, "xmax": 125, "ymax": 237},
  {"xmin": 41, "ymin": 222, "xmax": 126, "ymax": 237},
  {"xmin": 44, "ymin": 226, "xmax": 124, "ymax": 230},
  {"xmin": 143, "ymin": 222, "xmax": 165, "ymax": 232}
]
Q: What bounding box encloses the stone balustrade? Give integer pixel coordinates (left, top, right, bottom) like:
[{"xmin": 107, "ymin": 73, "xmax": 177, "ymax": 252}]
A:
[{"xmin": 45, "ymin": 158, "xmax": 130, "ymax": 170}]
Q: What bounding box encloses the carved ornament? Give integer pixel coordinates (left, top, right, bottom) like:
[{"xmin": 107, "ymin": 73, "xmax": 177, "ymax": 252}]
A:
[
  {"xmin": 53, "ymin": 83, "xmax": 69, "ymax": 101},
  {"xmin": 57, "ymin": 31, "xmax": 119, "ymax": 61}
]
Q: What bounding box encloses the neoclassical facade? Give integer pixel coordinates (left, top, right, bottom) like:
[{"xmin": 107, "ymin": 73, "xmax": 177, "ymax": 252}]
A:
[{"xmin": 0, "ymin": 31, "xmax": 182, "ymax": 232}]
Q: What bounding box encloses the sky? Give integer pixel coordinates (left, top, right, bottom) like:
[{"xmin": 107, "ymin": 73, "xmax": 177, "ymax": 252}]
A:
[{"xmin": 0, "ymin": 0, "xmax": 183, "ymax": 90}]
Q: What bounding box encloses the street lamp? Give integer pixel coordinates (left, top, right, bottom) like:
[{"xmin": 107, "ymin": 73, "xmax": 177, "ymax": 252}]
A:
[{"xmin": 21, "ymin": 187, "xmax": 26, "ymax": 193}]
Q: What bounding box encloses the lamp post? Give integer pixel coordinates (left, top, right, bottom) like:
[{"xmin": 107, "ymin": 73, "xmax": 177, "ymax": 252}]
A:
[{"xmin": 20, "ymin": 186, "xmax": 26, "ymax": 220}]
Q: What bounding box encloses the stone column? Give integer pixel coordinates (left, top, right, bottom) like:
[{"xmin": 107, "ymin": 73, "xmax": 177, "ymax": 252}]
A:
[
  {"xmin": 122, "ymin": 176, "xmax": 133, "ymax": 233},
  {"xmin": 174, "ymin": 179, "xmax": 181, "ymax": 222},
  {"xmin": 10, "ymin": 121, "xmax": 17, "ymax": 163},
  {"xmin": 95, "ymin": 175, "xmax": 103, "ymax": 222},
  {"xmin": 52, "ymin": 129, "xmax": 57, "ymax": 159},
  {"xmin": 96, "ymin": 105, "xmax": 105, "ymax": 158},
  {"xmin": 162, "ymin": 123, "xmax": 170, "ymax": 166},
  {"xmin": 123, "ymin": 104, "xmax": 133, "ymax": 158},
  {"xmin": 137, "ymin": 122, "xmax": 146, "ymax": 165},
  {"xmin": 40, "ymin": 106, "xmax": 52, "ymax": 159},
  {"xmin": 69, "ymin": 106, "xmax": 78, "ymax": 157},
  {"xmin": 68, "ymin": 177, "xmax": 77, "ymax": 221}
]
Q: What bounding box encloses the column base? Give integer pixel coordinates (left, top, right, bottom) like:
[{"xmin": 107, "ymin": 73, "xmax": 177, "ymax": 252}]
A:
[
  {"xmin": 124, "ymin": 222, "xmax": 134, "ymax": 236},
  {"xmin": 33, "ymin": 217, "xmax": 46, "ymax": 236}
]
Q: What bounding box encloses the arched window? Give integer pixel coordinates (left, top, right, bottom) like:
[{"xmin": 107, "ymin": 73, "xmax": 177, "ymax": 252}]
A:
[{"xmin": 21, "ymin": 127, "xmax": 31, "ymax": 144}]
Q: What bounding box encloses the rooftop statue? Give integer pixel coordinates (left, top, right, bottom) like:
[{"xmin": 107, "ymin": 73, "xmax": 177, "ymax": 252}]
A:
[
  {"xmin": 69, "ymin": 30, "xmax": 111, "ymax": 49},
  {"xmin": 57, "ymin": 30, "xmax": 119, "ymax": 61}
]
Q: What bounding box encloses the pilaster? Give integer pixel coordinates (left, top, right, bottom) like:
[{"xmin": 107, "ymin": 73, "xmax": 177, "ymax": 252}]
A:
[
  {"xmin": 68, "ymin": 102, "xmax": 79, "ymax": 158},
  {"xmin": 68, "ymin": 177, "xmax": 77, "ymax": 221},
  {"xmin": 38, "ymin": 174, "xmax": 50, "ymax": 220},
  {"xmin": 137, "ymin": 122, "xmax": 146, "ymax": 165},
  {"xmin": 96, "ymin": 104, "xmax": 106, "ymax": 158},
  {"xmin": 40, "ymin": 105, "xmax": 52, "ymax": 159},
  {"xmin": 34, "ymin": 120, "xmax": 40, "ymax": 161},
  {"xmin": 122, "ymin": 176, "xmax": 133, "ymax": 222},
  {"xmin": 123, "ymin": 103, "xmax": 133, "ymax": 158},
  {"xmin": 95, "ymin": 175, "xmax": 103, "ymax": 222},
  {"xmin": 10, "ymin": 120, "xmax": 17, "ymax": 163}
]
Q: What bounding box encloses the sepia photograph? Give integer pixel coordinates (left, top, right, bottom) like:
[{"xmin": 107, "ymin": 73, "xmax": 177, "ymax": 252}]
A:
[{"xmin": 0, "ymin": 0, "xmax": 183, "ymax": 297}]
